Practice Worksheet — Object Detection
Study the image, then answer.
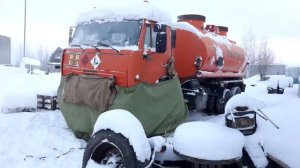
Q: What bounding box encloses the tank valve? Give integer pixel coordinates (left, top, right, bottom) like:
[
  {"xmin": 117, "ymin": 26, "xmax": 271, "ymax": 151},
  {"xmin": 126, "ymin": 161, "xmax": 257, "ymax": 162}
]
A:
[{"xmin": 194, "ymin": 56, "xmax": 202, "ymax": 69}]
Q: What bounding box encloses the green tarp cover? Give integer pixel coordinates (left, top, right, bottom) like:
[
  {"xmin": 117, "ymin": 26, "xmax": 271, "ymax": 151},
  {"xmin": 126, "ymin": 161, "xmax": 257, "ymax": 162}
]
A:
[{"xmin": 58, "ymin": 75, "xmax": 188, "ymax": 140}]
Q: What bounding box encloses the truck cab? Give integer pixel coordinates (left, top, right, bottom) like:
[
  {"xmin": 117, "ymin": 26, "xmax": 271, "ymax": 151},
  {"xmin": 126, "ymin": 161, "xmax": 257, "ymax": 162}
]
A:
[{"xmin": 62, "ymin": 19, "xmax": 173, "ymax": 87}]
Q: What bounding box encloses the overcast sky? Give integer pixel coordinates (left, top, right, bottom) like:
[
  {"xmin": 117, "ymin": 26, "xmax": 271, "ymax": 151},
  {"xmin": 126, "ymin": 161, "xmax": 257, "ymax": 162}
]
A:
[{"xmin": 0, "ymin": 0, "xmax": 299, "ymax": 66}]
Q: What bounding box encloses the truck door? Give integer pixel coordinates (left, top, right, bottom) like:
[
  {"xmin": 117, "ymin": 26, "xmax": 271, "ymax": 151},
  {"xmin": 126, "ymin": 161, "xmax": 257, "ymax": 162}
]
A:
[{"xmin": 140, "ymin": 24, "xmax": 170, "ymax": 84}]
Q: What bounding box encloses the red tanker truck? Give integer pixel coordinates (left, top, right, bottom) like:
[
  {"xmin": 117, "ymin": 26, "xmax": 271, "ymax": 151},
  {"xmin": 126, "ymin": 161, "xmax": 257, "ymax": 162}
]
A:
[
  {"xmin": 174, "ymin": 14, "xmax": 247, "ymax": 114},
  {"xmin": 57, "ymin": 3, "xmax": 256, "ymax": 168}
]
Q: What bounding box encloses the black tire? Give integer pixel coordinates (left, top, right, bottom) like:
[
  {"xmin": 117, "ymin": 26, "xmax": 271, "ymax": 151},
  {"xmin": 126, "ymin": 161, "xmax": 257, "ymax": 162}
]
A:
[
  {"xmin": 82, "ymin": 129, "xmax": 146, "ymax": 168},
  {"xmin": 277, "ymin": 89, "xmax": 284, "ymax": 94},
  {"xmin": 230, "ymin": 86, "xmax": 241, "ymax": 95},
  {"xmin": 206, "ymin": 95, "xmax": 215, "ymax": 114},
  {"xmin": 239, "ymin": 148, "xmax": 256, "ymax": 168},
  {"xmin": 215, "ymin": 89, "xmax": 232, "ymax": 114}
]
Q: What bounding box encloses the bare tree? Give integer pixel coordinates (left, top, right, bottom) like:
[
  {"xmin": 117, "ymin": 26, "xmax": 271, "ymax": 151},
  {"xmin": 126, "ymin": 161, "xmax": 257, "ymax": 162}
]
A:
[
  {"xmin": 15, "ymin": 45, "xmax": 36, "ymax": 67},
  {"xmin": 15, "ymin": 45, "xmax": 23, "ymax": 67},
  {"xmin": 257, "ymin": 37, "xmax": 275, "ymax": 80},
  {"xmin": 242, "ymin": 29, "xmax": 257, "ymax": 65},
  {"xmin": 37, "ymin": 46, "xmax": 50, "ymax": 71}
]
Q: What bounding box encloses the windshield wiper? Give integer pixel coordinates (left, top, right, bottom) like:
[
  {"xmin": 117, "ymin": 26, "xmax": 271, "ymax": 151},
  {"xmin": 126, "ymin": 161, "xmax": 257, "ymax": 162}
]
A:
[
  {"xmin": 82, "ymin": 43, "xmax": 100, "ymax": 52},
  {"xmin": 97, "ymin": 41, "xmax": 120, "ymax": 53},
  {"xmin": 70, "ymin": 44, "xmax": 84, "ymax": 51}
]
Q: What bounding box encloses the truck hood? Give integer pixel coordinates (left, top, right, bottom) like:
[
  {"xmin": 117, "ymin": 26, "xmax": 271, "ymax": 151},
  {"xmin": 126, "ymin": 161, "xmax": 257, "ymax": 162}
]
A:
[{"xmin": 61, "ymin": 48, "xmax": 135, "ymax": 86}]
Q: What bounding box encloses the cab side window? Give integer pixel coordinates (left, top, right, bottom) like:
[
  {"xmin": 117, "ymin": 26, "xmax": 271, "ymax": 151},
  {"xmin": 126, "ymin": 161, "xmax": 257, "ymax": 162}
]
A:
[{"xmin": 144, "ymin": 26, "xmax": 157, "ymax": 51}]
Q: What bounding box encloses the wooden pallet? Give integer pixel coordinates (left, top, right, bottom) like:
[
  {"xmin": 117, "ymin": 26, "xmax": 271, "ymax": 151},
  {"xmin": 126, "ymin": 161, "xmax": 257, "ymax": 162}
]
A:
[{"xmin": 37, "ymin": 95, "xmax": 59, "ymax": 110}]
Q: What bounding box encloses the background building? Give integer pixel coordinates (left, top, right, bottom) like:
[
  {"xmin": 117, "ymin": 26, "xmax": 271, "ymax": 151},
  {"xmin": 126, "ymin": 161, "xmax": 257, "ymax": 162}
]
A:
[
  {"xmin": 48, "ymin": 47, "xmax": 63, "ymax": 72},
  {"xmin": 287, "ymin": 67, "xmax": 300, "ymax": 84},
  {"xmin": 248, "ymin": 64, "xmax": 286, "ymax": 77},
  {"xmin": 0, "ymin": 35, "xmax": 11, "ymax": 65}
]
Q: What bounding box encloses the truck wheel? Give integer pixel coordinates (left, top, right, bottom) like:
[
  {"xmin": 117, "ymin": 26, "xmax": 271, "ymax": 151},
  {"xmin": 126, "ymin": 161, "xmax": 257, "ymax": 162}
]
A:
[
  {"xmin": 82, "ymin": 129, "xmax": 145, "ymax": 168},
  {"xmin": 215, "ymin": 89, "xmax": 232, "ymax": 114},
  {"xmin": 231, "ymin": 86, "xmax": 241, "ymax": 95},
  {"xmin": 206, "ymin": 96, "xmax": 215, "ymax": 114}
]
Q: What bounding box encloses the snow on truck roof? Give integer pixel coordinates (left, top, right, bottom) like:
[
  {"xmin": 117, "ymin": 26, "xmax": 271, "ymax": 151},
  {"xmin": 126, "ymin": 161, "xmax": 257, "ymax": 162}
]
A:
[
  {"xmin": 76, "ymin": 2, "xmax": 171, "ymax": 24},
  {"xmin": 76, "ymin": 2, "xmax": 232, "ymax": 47}
]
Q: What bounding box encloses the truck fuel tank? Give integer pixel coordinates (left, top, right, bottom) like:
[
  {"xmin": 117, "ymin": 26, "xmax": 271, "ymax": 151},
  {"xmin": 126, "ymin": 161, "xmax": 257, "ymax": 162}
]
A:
[{"xmin": 173, "ymin": 14, "xmax": 247, "ymax": 80}]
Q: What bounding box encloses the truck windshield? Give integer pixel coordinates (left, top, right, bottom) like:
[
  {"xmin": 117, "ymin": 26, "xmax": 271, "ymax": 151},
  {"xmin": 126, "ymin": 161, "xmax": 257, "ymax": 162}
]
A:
[{"xmin": 71, "ymin": 20, "xmax": 141, "ymax": 47}]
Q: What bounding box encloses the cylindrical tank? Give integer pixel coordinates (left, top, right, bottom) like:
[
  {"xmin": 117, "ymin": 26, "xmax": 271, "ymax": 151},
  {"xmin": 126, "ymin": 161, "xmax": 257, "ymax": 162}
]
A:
[{"xmin": 173, "ymin": 15, "xmax": 247, "ymax": 80}]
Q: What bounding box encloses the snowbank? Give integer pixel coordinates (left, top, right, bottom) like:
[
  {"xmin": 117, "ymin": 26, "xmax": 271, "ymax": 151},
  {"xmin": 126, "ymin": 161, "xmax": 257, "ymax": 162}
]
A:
[
  {"xmin": 76, "ymin": 2, "xmax": 171, "ymax": 24},
  {"xmin": 20, "ymin": 57, "xmax": 41, "ymax": 67},
  {"xmin": 93, "ymin": 109, "xmax": 151, "ymax": 162},
  {"xmin": 173, "ymin": 121, "xmax": 245, "ymax": 161},
  {"xmin": 0, "ymin": 65, "xmax": 60, "ymax": 113},
  {"xmin": 0, "ymin": 111, "xmax": 86, "ymax": 168},
  {"xmin": 244, "ymin": 74, "xmax": 261, "ymax": 86}
]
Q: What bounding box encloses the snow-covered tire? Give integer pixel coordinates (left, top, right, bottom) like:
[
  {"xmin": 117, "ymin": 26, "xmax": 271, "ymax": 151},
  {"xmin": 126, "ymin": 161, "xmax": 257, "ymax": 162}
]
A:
[
  {"xmin": 230, "ymin": 86, "xmax": 241, "ymax": 95},
  {"xmin": 278, "ymin": 89, "xmax": 284, "ymax": 94},
  {"xmin": 267, "ymin": 89, "xmax": 273, "ymax": 94},
  {"xmin": 215, "ymin": 89, "xmax": 232, "ymax": 114},
  {"xmin": 82, "ymin": 129, "xmax": 146, "ymax": 168}
]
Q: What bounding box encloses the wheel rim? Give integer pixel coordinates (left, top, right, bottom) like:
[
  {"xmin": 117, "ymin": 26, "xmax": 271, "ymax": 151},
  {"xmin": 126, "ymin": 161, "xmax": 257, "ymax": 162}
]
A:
[
  {"xmin": 92, "ymin": 143, "xmax": 125, "ymax": 168},
  {"xmin": 100, "ymin": 148, "xmax": 124, "ymax": 167}
]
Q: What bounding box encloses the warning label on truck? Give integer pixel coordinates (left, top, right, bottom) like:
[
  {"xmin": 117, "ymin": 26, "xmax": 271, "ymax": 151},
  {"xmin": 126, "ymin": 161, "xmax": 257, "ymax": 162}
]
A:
[
  {"xmin": 90, "ymin": 53, "xmax": 101, "ymax": 70},
  {"xmin": 68, "ymin": 53, "xmax": 80, "ymax": 67}
]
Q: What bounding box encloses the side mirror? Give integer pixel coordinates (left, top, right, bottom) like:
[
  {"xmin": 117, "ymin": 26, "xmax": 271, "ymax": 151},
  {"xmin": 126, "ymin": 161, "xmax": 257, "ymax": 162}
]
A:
[
  {"xmin": 156, "ymin": 32, "xmax": 167, "ymax": 53},
  {"xmin": 154, "ymin": 24, "xmax": 167, "ymax": 32},
  {"xmin": 68, "ymin": 26, "xmax": 76, "ymax": 44}
]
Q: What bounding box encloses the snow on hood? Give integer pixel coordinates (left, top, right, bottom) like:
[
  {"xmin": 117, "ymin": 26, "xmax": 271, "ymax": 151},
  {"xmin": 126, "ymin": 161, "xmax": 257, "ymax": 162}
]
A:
[{"xmin": 76, "ymin": 2, "xmax": 171, "ymax": 24}]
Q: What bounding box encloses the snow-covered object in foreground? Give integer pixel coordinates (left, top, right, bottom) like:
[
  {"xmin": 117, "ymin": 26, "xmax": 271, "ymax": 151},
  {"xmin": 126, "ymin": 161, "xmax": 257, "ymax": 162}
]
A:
[
  {"xmin": 225, "ymin": 94, "xmax": 265, "ymax": 113},
  {"xmin": 173, "ymin": 122, "xmax": 245, "ymax": 161},
  {"xmin": 244, "ymin": 136, "xmax": 269, "ymax": 168},
  {"xmin": 93, "ymin": 109, "xmax": 151, "ymax": 162},
  {"xmin": 268, "ymin": 75, "xmax": 290, "ymax": 89},
  {"xmin": 76, "ymin": 2, "xmax": 171, "ymax": 24}
]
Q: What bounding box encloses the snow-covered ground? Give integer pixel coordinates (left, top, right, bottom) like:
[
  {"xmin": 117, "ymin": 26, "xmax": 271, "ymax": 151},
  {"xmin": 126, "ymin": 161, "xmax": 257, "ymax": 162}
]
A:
[
  {"xmin": 244, "ymin": 75, "xmax": 300, "ymax": 167},
  {"xmin": 0, "ymin": 66, "xmax": 300, "ymax": 167}
]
